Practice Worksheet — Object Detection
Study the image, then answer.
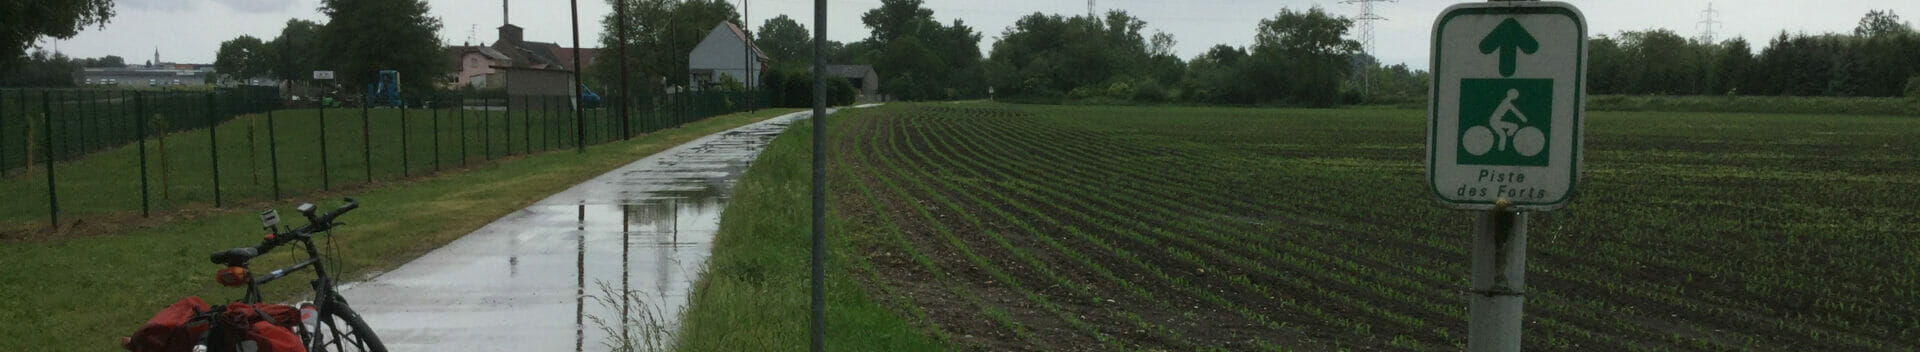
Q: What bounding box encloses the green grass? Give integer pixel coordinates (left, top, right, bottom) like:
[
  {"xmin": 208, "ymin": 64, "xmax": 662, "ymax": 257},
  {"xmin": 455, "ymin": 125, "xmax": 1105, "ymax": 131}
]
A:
[
  {"xmin": 0, "ymin": 108, "xmax": 796, "ymax": 352},
  {"xmin": 817, "ymin": 103, "xmax": 1920, "ymax": 350},
  {"xmin": 0, "ymin": 104, "xmax": 641, "ymax": 232},
  {"xmin": 673, "ymin": 118, "xmax": 948, "ymax": 351}
]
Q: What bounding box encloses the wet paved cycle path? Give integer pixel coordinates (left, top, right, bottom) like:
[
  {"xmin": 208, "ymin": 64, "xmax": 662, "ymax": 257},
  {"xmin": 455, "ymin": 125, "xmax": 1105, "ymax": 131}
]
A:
[{"xmin": 341, "ymin": 109, "xmax": 824, "ymax": 351}]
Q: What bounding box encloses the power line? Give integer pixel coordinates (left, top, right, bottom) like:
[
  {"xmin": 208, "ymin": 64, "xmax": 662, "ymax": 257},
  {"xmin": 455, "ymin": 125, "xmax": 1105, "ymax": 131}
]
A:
[
  {"xmin": 1697, "ymin": 2, "xmax": 1722, "ymax": 44},
  {"xmin": 1343, "ymin": 0, "xmax": 1392, "ymax": 95}
]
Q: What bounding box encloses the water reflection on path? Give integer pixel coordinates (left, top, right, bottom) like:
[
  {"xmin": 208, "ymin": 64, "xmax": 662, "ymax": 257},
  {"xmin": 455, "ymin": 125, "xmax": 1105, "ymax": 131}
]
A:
[{"xmin": 342, "ymin": 111, "xmax": 813, "ymax": 351}]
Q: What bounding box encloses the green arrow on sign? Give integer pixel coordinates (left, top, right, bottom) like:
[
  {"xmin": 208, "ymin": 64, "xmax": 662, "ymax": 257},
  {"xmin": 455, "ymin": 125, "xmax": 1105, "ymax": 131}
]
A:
[{"xmin": 1478, "ymin": 18, "xmax": 1539, "ymax": 77}]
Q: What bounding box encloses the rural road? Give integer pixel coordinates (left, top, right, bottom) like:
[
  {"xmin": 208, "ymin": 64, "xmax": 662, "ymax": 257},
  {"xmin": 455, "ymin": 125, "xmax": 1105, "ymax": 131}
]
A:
[{"xmin": 339, "ymin": 109, "xmax": 827, "ymax": 351}]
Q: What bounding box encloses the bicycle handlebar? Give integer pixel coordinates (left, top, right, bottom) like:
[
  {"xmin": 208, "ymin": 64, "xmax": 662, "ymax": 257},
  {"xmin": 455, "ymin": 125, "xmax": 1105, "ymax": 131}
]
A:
[{"xmin": 210, "ymin": 198, "xmax": 359, "ymax": 266}]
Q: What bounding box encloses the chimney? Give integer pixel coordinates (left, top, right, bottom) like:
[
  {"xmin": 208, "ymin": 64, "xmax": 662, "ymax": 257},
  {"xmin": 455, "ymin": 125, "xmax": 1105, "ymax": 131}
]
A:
[{"xmin": 499, "ymin": 24, "xmax": 523, "ymax": 47}]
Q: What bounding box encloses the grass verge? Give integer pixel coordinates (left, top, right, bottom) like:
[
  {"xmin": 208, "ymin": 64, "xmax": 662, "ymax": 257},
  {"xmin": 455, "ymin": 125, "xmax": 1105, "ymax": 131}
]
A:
[
  {"xmin": 0, "ymin": 108, "xmax": 795, "ymax": 352},
  {"xmin": 673, "ymin": 117, "xmax": 947, "ymax": 351}
]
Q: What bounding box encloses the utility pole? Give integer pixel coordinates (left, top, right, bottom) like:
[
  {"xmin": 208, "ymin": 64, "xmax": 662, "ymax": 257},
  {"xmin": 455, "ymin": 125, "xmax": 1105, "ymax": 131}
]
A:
[
  {"xmin": 809, "ymin": 0, "xmax": 828, "ymax": 350},
  {"xmin": 618, "ymin": 0, "xmax": 630, "ymax": 139},
  {"xmin": 1697, "ymin": 3, "xmax": 1722, "ymax": 44},
  {"xmin": 1344, "ymin": 0, "xmax": 1394, "ymax": 96},
  {"xmin": 743, "ymin": 0, "xmax": 754, "ymax": 111},
  {"xmin": 570, "ymin": 0, "xmax": 584, "ymax": 152}
]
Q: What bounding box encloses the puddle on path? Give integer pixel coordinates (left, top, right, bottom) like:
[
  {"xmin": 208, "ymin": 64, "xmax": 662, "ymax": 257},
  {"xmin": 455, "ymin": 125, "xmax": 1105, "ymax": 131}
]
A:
[{"xmin": 340, "ymin": 112, "xmax": 807, "ymax": 351}]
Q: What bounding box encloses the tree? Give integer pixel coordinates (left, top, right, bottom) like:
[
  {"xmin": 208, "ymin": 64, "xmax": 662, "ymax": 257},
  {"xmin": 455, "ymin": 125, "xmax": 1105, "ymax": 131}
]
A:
[
  {"xmin": 1716, "ymin": 38, "xmax": 1756, "ymax": 94},
  {"xmin": 859, "ymin": 0, "xmax": 982, "ymax": 100},
  {"xmin": 1251, "ymin": 7, "xmax": 1358, "ymax": 106},
  {"xmin": 592, "ymin": 0, "xmax": 738, "ymax": 95},
  {"xmin": 267, "ymin": 19, "xmax": 324, "ymax": 83},
  {"xmin": 317, "ymin": 0, "xmax": 446, "ymax": 96},
  {"xmin": 1855, "ymin": 10, "xmax": 1911, "ymax": 37},
  {"xmin": 0, "ymin": 50, "xmax": 80, "ymax": 87},
  {"xmin": 755, "ymin": 15, "xmax": 812, "ymax": 69},
  {"xmin": 215, "ymin": 35, "xmax": 274, "ymax": 84},
  {"xmin": 987, "ymin": 11, "xmax": 1172, "ymax": 100},
  {"xmin": 1, "ymin": 0, "xmax": 114, "ymax": 70},
  {"xmin": 77, "ymin": 55, "xmax": 124, "ymax": 68}
]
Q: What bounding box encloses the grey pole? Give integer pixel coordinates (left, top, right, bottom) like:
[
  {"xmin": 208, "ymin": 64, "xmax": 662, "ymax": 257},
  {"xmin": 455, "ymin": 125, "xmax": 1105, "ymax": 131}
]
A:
[
  {"xmin": 570, "ymin": 0, "xmax": 585, "ymax": 153},
  {"xmin": 1468, "ymin": 4, "xmax": 1537, "ymax": 352},
  {"xmin": 743, "ymin": 0, "xmax": 753, "ymax": 111},
  {"xmin": 809, "ymin": 0, "xmax": 828, "ymax": 349},
  {"xmin": 617, "ymin": 0, "xmax": 631, "ymax": 140},
  {"xmin": 1468, "ymin": 208, "xmax": 1527, "ymax": 352}
]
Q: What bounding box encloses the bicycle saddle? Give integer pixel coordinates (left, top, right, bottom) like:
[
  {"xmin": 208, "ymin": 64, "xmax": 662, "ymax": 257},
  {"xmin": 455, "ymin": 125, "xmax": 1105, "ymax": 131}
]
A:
[{"xmin": 210, "ymin": 247, "xmax": 260, "ymax": 265}]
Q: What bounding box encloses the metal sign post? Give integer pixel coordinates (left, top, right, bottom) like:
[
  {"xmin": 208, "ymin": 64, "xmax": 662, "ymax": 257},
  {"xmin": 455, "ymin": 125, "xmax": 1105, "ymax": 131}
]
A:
[{"xmin": 1429, "ymin": 1, "xmax": 1584, "ymax": 351}]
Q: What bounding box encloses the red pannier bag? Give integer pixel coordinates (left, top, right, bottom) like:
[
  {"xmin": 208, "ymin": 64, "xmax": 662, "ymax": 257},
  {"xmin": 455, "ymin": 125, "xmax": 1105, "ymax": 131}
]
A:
[
  {"xmin": 222, "ymin": 302, "xmax": 307, "ymax": 352},
  {"xmin": 122, "ymin": 296, "xmax": 212, "ymax": 352}
]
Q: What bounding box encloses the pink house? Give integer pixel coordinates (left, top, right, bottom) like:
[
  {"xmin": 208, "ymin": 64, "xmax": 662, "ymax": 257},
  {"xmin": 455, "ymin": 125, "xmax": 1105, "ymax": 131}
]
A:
[{"xmin": 447, "ymin": 24, "xmax": 598, "ymax": 89}]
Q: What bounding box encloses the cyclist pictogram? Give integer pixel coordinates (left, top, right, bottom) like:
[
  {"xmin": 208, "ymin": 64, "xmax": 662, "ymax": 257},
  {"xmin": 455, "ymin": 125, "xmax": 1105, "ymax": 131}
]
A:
[
  {"xmin": 1457, "ymin": 78, "xmax": 1552, "ymax": 166},
  {"xmin": 1462, "ymin": 88, "xmax": 1545, "ymax": 158}
]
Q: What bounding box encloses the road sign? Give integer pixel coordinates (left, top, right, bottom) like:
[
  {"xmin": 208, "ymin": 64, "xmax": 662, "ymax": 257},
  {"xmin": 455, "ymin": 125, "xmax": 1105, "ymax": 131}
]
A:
[
  {"xmin": 1428, "ymin": 1, "xmax": 1586, "ymax": 211},
  {"xmin": 313, "ymin": 71, "xmax": 335, "ymax": 80}
]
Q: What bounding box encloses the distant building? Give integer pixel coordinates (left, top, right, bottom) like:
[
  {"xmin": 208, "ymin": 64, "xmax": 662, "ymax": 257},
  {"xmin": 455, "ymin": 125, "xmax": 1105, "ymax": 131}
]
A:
[
  {"xmin": 821, "ymin": 64, "xmax": 881, "ymax": 100},
  {"xmin": 72, "ymin": 49, "xmax": 263, "ymax": 89},
  {"xmin": 688, "ymin": 21, "xmax": 767, "ymax": 91},
  {"xmin": 447, "ymin": 23, "xmax": 599, "ymax": 93}
]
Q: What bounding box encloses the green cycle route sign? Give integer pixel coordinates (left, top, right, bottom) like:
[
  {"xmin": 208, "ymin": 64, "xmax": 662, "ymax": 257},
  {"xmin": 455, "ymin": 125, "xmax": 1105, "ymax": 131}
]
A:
[{"xmin": 1428, "ymin": 1, "xmax": 1586, "ymax": 211}]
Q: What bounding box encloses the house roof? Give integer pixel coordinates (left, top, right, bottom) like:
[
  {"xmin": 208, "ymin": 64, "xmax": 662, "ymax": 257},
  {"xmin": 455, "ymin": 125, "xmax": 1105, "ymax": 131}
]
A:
[
  {"xmin": 713, "ymin": 22, "xmax": 769, "ymax": 61},
  {"xmin": 821, "ymin": 64, "xmax": 876, "ymax": 79},
  {"xmin": 448, "ymin": 45, "xmax": 511, "ymax": 69},
  {"xmin": 551, "ymin": 47, "xmax": 599, "ymax": 69}
]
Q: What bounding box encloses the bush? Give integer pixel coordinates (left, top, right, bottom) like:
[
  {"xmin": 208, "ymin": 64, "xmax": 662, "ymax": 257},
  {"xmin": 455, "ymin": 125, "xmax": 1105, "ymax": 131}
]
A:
[
  {"xmin": 758, "ymin": 67, "xmax": 857, "ymax": 108},
  {"xmin": 1906, "ymin": 76, "xmax": 1920, "ymax": 98}
]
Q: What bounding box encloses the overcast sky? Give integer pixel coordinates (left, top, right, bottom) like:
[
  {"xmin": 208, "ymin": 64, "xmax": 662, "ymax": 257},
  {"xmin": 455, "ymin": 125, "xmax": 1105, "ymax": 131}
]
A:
[{"xmin": 44, "ymin": 0, "xmax": 1920, "ymax": 69}]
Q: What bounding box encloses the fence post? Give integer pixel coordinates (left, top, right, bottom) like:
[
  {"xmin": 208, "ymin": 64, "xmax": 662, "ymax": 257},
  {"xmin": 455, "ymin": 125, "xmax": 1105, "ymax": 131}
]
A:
[
  {"xmin": 42, "ymin": 92, "xmax": 59, "ymax": 226},
  {"xmin": 319, "ymin": 100, "xmax": 329, "ymax": 191},
  {"xmin": 247, "ymin": 105, "xmax": 259, "ymax": 186},
  {"xmin": 267, "ymin": 100, "xmax": 280, "ymax": 201},
  {"xmin": 458, "ymin": 97, "xmax": 468, "ymax": 166},
  {"xmin": 401, "ymin": 98, "xmax": 411, "ymax": 177},
  {"xmin": 522, "ymin": 95, "xmax": 531, "ymax": 154},
  {"xmin": 542, "ymin": 96, "xmax": 551, "ymax": 150},
  {"xmin": 1, "ymin": 90, "xmax": 8, "ymax": 178},
  {"xmin": 136, "ymin": 92, "xmax": 151, "ymax": 216},
  {"xmin": 155, "ymin": 110, "xmax": 170, "ymax": 201},
  {"xmin": 505, "ymin": 96, "xmax": 514, "ymax": 156},
  {"xmin": 431, "ymin": 98, "xmax": 440, "ymax": 171},
  {"xmin": 482, "ymin": 97, "xmax": 492, "ymax": 160},
  {"xmin": 361, "ymin": 96, "xmax": 371, "ymax": 183},
  {"xmin": 207, "ymin": 93, "xmax": 222, "ymax": 208}
]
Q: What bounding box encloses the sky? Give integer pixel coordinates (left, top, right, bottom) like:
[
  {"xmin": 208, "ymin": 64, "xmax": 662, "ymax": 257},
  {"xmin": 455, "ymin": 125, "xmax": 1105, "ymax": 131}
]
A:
[{"xmin": 42, "ymin": 0, "xmax": 1920, "ymax": 69}]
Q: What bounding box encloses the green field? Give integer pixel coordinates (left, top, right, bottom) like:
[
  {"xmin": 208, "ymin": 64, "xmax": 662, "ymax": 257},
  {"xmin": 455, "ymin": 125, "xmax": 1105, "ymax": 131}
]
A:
[
  {"xmin": 695, "ymin": 103, "xmax": 1918, "ymax": 350},
  {"xmin": 0, "ymin": 104, "xmax": 645, "ymax": 233}
]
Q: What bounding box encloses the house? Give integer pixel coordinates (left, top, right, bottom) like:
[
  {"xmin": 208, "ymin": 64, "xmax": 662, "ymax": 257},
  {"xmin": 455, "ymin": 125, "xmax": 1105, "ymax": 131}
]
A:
[
  {"xmin": 448, "ymin": 23, "xmax": 599, "ymax": 92},
  {"xmin": 821, "ymin": 64, "xmax": 881, "ymax": 100},
  {"xmin": 688, "ymin": 21, "xmax": 767, "ymax": 91}
]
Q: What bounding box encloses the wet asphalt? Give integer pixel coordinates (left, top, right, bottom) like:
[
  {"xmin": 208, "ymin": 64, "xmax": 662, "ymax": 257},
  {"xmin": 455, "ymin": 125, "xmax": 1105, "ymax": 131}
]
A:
[{"xmin": 339, "ymin": 109, "xmax": 823, "ymax": 351}]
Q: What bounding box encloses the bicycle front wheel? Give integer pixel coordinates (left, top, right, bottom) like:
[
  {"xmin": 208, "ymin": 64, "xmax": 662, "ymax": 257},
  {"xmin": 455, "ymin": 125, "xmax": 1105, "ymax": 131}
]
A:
[{"xmin": 308, "ymin": 298, "xmax": 387, "ymax": 352}]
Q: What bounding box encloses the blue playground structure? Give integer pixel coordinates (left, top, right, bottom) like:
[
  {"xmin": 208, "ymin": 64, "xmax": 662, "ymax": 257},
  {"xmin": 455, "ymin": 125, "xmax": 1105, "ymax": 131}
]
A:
[
  {"xmin": 366, "ymin": 70, "xmax": 403, "ymax": 107},
  {"xmin": 579, "ymin": 83, "xmax": 603, "ymax": 108}
]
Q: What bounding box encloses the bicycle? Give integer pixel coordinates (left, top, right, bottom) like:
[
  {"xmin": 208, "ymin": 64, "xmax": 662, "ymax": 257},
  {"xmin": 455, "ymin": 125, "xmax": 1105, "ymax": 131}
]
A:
[{"xmin": 207, "ymin": 198, "xmax": 386, "ymax": 352}]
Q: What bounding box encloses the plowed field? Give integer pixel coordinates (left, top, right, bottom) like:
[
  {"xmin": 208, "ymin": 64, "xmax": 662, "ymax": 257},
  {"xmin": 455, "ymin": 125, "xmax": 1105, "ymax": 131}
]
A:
[{"xmin": 827, "ymin": 103, "xmax": 1920, "ymax": 351}]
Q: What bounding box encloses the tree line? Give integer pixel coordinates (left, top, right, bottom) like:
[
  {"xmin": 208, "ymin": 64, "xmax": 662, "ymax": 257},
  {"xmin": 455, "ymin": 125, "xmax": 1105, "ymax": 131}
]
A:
[
  {"xmin": 1593, "ymin": 10, "xmax": 1920, "ymax": 97},
  {"xmin": 9, "ymin": 0, "xmax": 1917, "ymax": 104}
]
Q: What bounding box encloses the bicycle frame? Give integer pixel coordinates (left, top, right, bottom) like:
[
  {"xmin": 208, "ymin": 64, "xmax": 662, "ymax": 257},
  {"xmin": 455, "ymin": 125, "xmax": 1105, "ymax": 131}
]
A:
[{"xmin": 236, "ymin": 234, "xmax": 332, "ymax": 304}]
